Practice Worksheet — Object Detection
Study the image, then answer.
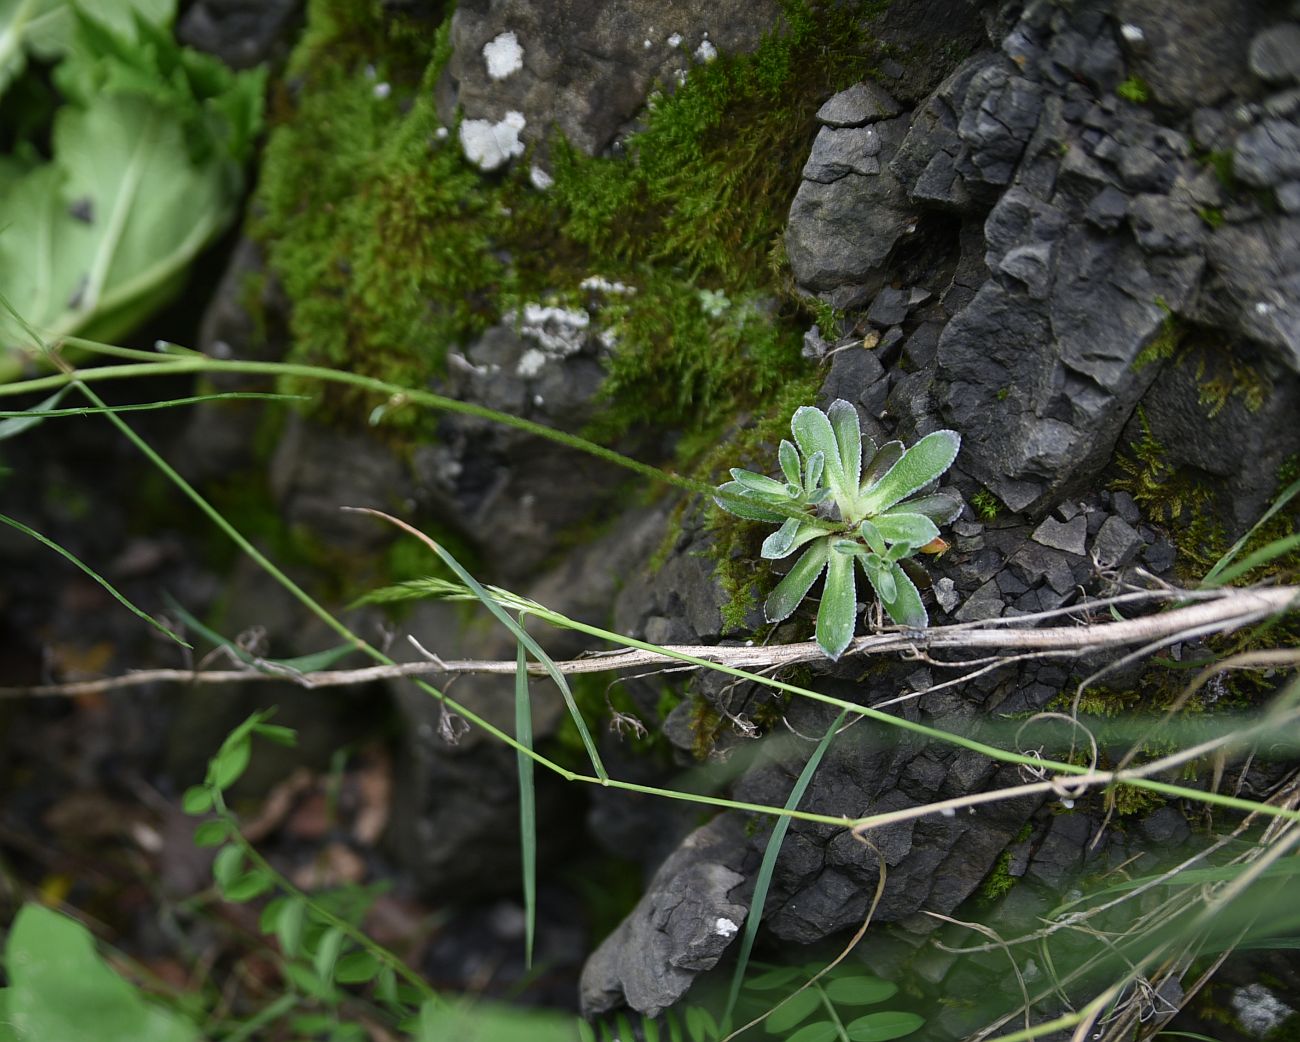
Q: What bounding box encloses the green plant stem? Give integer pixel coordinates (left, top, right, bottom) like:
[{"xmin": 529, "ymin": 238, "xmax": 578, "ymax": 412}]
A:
[{"xmin": 64, "ymin": 376, "xmax": 1300, "ymax": 828}]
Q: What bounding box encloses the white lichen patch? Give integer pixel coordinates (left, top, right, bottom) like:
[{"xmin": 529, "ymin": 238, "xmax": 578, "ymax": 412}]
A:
[
  {"xmin": 714, "ymin": 917, "xmax": 739, "ymax": 938},
  {"xmin": 459, "ymin": 111, "xmax": 526, "ymax": 171},
  {"xmin": 508, "ymin": 304, "xmax": 591, "ymax": 375},
  {"xmin": 695, "ymin": 37, "xmax": 717, "ymax": 62},
  {"xmin": 580, "ymin": 275, "xmax": 635, "ymax": 295},
  {"xmin": 529, "ymin": 164, "xmax": 555, "ymax": 190},
  {"xmin": 667, "ymin": 31, "xmax": 683, "ymax": 47},
  {"xmin": 483, "ymin": 31, "xmax": 524, "ymax": 80},
  {"xmin": 1232, "ymin": 984, "xmax": 1294, "ymax": 1037}
]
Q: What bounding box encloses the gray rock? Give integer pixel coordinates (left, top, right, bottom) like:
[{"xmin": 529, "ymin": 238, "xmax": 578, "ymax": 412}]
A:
[
  {"xmin": 867, "ymin": 286, "xmax": 911, "ymax": 327},
  {"xmin": 1280, "ymin": 181, "xmax": 1300, "ymax": 213},
  {"xmin": 955, "ymin": 579, "xmax": 1005, "ymax": 622},
  {"xmin": 1007, "ymin": 543, "xmax": 1077, "ymax": 596},
  {"xmin": 443, "ymin": 0, "xmax": 782, "ymax": 162},
  {"xmin": 786, "ymin": 115, "xmax": 916, "ymax": 292},
  {"xmin": 1116, "ymin": 0, "xmax": 1263, "ymax": 111},
  {"xmin": 1084, "ymin": 185, "xmax": 1129, "ymax": 231},
  {"xmin": 1128, "ymin": 194, "xmax": 1203, "ymax": 254},
  {"xmin": 817, "ymin": 81, "xmax": 902, "ymax": 127},
  {"xmin": 1250, "ymin": 23, "xmax": 1300, "ymax": 85},
  {"xmin": 178, "ymin": 0, "xmax": 301, "ymax": 69},
  {"xmin": 1024, "ymin": 810, "xmax": 1092, "ymax": 889},
  {"xmin": 1091, "ymin": 515, "xmax": 1144, "ymax": 569},
  {"xmin": 958, "ymin": 64, "xmax": 1043, "ymax": 186},
  {"xmin": 802, "ymin": 124, "xmax": 883, "ymax": 183},
  {"xmin": 579, "ymin": 815, "xmax": 751, "ymax": 1017},
  {"xmin": 1032, "ymin": 515, "xmax": 1088, "ymax": 556},
  {"xmin": 1234, "ymin": 118, "xmax": 1300, "ymax": 189},
  {"xmin": 1111, "ymin": 490, "xmax": 1141, "ymax": 525}
]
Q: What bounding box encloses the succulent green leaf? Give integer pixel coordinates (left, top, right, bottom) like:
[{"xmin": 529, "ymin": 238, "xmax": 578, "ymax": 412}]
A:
[
  {"xmin": 792, "ymin": 406, "xmax": 848, "ymax": 503},
  {"xmin": 865, "ymin": 553, "xmax": 896, "ymax": 602},
  {"xmin": 859, "ymin": 430, "xmax": 961, "ymax": 515},
  {"xmin": 861, "ymin": 441, "xmax": 903, "ymax": 492},
  {"xmin": 832, "ymin": 538, "xmax": 867, "ymax": 556},
  {"xmin": 764, "ymin": 539, "xmax": 829, "ymax": 623},
  {"xmin": 858, "ymin": 519, "xmax": 886, "ymax": 556},
  {"xmin": 884, "ymin": 492, "xmax": 962, "ymax": 525},
  {"xmin": 714, "ymin": 482, "xmax": 787, "ymax": 522},
  {"xmin": 827, "ymin": 398, "xmax": 863, "ymax": 490},
  {"xmin": 779, "ymin": 439, "xmax": 801, "ymax": 486},
  {"xmin": 872, "ymin": 512, "xmax": 939, "ymax": 549},
  {"xmin": 816, "ymin": 549, "xmax": 857, "ymax": 660},
  {"xmin": 763, "ymin": 518, "xmax": 823, "ymax": 560},
  {"xmin": 804, "ymin": 450, "xmax": 826, "ymax": 495},
  {"xmin": 730, "ymin": 468, "xmax": 789, "ymax": 497},
  {"xmin": 865, "ymin": 559, "xmax": 928, "ymax": 629},
  {"xmin": 885, "ymin": 541, "xmax": 913, "ymax": 563}
]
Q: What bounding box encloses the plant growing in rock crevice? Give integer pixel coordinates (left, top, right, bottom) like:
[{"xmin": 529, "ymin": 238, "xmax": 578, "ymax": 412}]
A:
[{"xmin": 716, "ymin": 400, "xmax": 961, "ymax": 659}]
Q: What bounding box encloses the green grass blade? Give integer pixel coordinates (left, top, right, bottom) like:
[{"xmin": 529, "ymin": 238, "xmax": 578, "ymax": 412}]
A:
[
  {"xmin": 0, "ymin": 391, "xmax": 309, "ymax": 420},
  {"xmin": 0, "ymin": 511, "xmax": 189, "ymax": 647},
  {"xmin": 345, "ymin": 508, "xmax": 608, "ymax": 781},
  {"xmin": 0, "ymin": 386, "xmax": 74, "ymax": 440},
  {"xmin": 1201, "ymin": 529, "xmax": 1300, "ymax": 589},
  {"xmin": 720, "ymin": 709, "xmax": 847, "ymax": 1034},
  {"xmin": 516, "ymin": 638, "xmax": 537, "ymax": 969},
  {"xmin": 1201, "ymin": 474, "xmax": 1300, "ymax": 586}
]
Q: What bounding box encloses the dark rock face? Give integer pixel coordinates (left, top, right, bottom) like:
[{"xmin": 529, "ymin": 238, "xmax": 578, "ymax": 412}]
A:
[
  {"xmin": 178, "ymin": 0, "xmax": 304, "ymax": 69},
  {"xmin": 441, "ymin": 0, "xmax": 783, "ymax": 168},
  {"xmin": 580, "ymin": 0, "xmax": 1300, "ymax": 1020}
]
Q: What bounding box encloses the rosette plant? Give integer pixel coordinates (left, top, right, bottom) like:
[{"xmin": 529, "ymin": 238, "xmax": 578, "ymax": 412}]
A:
[{"xmin": 715, "ymin": 400, "xmax": 962, "ymax": 659}]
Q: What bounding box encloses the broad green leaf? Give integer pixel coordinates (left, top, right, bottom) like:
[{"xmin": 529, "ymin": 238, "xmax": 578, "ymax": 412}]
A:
[
  {"xmin": 844, "ymin": 1010, "xmax": 924, "ymax": 1041},
  {"xmin": 334, "ymin": 951, "xmax": 380, "ymax": 985},
  {"xmin": 209, "ymin": 734, "xmax": 251, "ymax": 790},
  {"xmin": 823, "ymin": 977, "xmax": 898, "ymax": 1006},
  {"xmin": 779, "ymin": 439, "xmax": 800, "ymax": 485},
  {"xmin": 250, "ymin": 721, "xmax": 298, "ymax": 746},
  {"xmin": 827, "ymin": 399, "xmax": 863, "ymax": 489},
  {"xmin": 858, "ymin": 519, "xmax": 886, "ymax": 556},
  {"xmin": 859, "ymin": 431, "xmax": 961, "ymax": 515},
  {"xmin": 815, "ymin": 549, "xmax": 856, "ymax": 660},
  {"xmin": 872, "ymin": 512, "xmax": 938, "ymax": 550},
  {"xmin": 211, "ymin": 844, "xmax": 244, "ymax": 889},
  {"xmin": 865, "ymin": 560, "xmax": 928, "ymax": 629},
  {"xmin": 764, "ymin": 539, "xmax": 829, "ymax": 623},
  {"xmin": 192, "ymin": 820, "xmax": 229, "ymax": 847},
  {"xmin": 861, "ymin": 441, "xmax": 903, "ymax": 492},
  {"xmin": 745, "ymin": 967, "xmax": 803, "ymax": 991},
  {"xmin": 685, "ymin": 1005, "xmax": 718, "ymax": 1042},
  {"xmin": 1, "ymin": 903, "xmax": 199, "ymax": 1042},
  {"xmin": 222, "ymin": 870, "xmax": 274, "ymax": 902},
  {"xmin": 274, "ymin": 896, "xmax": 307, "ymax": 959},
  {"xmin": 313, "ymin": 927, "xmax": 346, "ymax": 984},
  {"xmin": 792, "ymin": 406, "xmax": 848, "ymax": 503},
  {"xmin": 764, "ymin": 989, "xmax": 821, "ymax": 1033},
  {"xmin": 787, "ymin": 1022, "xmax": 838, "ymax": 1042},
  {"xmin": 715, "ymin": 482, "xmax": 787, "ymax": 522},
  {"xmin": 884, "ymin": 493, "xmax": 962, "ymax": 525},
  {"xmin": 181, "ymin": 785, "xmax": 213, "ymax": 814}
]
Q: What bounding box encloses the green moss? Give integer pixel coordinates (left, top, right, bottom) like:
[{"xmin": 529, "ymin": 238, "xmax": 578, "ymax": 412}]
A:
[
  {"xmin": 1197, "ymin": 205, "xmax": 1225, "ymax": 229},
  {"xmin": 977, "ymin": 850, "xmax": 1017, "ymax": 902},
  {"xmin": 1116, "ymin": 76, "xmax": 1150, "ymax": 104},
  {"xmin": 1132, "ymin": 302, "xmax": 1184, "ymax": 371},
  {"xmin": 970, "ymin": 488, "xmax": 1001, "ymax": 522},
  {"xmin": 688, "ymin": 695, "xmax": 725, "ymax": 761}
]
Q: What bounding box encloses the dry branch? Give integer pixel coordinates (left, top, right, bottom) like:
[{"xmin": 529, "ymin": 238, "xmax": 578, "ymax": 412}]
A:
[{"xmin": 3, "ymin": 585, "xmax": 1295, "ymax": 699}]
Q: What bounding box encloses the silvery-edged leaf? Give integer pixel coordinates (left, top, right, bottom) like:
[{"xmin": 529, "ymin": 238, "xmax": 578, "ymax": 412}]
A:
[
  {"xmin": 857, "ymin": 519, "xmax": 886, "ymax": 556},
  {"xmin": 832, "ymin": 538, "xmax": 867, "ymax": 556},
  {"xmin": 863, "ymin": 559, "xmax": 928, "ymax": 629},
  {"xmin": 808, "ymin": 486, "xmax": 831, "ymax": 506},
  {"xmin": 861, "ymin": 441, "xmax": 903, "ymax": 492},
  {"xmin": 827, "ymin": 399, "xmax": 862, "ymax": 491},
  {"xmin": 792, "ymin": 406, "xmax": 849, "ymax": 504},
  {"xmin": 729, "ymin": 468, "xmax": 788, "ymax": 497},
  {"xmin": 816, "ymin": 549, "xmax": 857, "ymax": 660},
  {"xmin": 714, "ymin": 482, "xmax": 786, "ymax": 522},
  {"xmin": 785, "ymin": 482, "xmax": 803, "ymax": 498},
  {"xmin": 873, "ymin": 512, "xmax": 939, "ymax": 549},
  {"xmin": 763, "ymin": 518, "xmax": 825, "ymax": 560},
  {"xmin": 779, "ymin": 439, "xmax": 801, "ymax": 486},
  {"xmin": 859, "ymin": 430, "xmax": 961, "ymax": 515},
  {"xmin": 885, "ymin": 541, "xmax": 914, "ymax": 562},
  {"xmin": 883, "ymin": 492, "xmax": 963, "ymax": 525},
  {"xmin": 764, "ymin": 539, "xmax": 829, "ymax": 623},
  {"xmin": 864, "ymin": 552, "xmax": 896, "ymax": 601},
  {"xmin": 804, "ymin": 450, "xmax": 825, "ymax": 494}
]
